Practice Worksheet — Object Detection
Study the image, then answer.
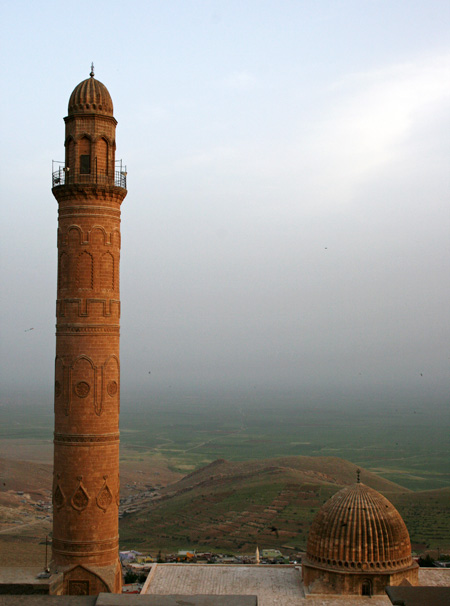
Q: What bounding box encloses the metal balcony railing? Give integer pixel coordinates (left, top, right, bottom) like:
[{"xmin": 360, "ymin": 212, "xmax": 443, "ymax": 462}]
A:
[{"xmin": 52, "ymin": 161, "xmax": 127, "ymax": 189}]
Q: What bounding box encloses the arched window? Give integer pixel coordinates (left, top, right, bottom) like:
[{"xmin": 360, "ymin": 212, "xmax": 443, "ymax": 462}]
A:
[{"xmin": 79, "ymin": 136, "xmax": 91, "ymax": 174}]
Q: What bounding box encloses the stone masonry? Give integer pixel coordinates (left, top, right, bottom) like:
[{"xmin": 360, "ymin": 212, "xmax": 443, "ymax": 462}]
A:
[{"xmin": 51, "ymin": 68, "xmax": 127, "ymax": 595}]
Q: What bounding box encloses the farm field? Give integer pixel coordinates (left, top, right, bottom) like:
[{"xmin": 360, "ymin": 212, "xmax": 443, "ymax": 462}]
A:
[
  {"xmin": 118, "ymin": 392, "xmax": 450, "ymax": 492},
  {"xmin": 1, "ymin": 393, "xmax": 449, "ymax": 491}
]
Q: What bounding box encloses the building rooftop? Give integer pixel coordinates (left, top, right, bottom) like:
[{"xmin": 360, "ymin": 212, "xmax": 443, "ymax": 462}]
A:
[
  {"xmin": 0, "ymin": 567, "xmax": 62, "ymax": 595},
  {"xmin": 0, "ymin": 565, "xmax": 448, "ymax": 604},
  {"xmin": 386, "ymin": 585, "xmax": 450, "ymax": 606},
  {"xmin": 142, "ymin": 564, "xmax": 450, "ymax": 606}
]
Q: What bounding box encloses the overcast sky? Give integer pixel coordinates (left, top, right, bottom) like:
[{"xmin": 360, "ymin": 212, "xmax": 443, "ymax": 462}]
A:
[{"xmin": 0, "ymin": 1, "xmax": 449, "ymax": 408}]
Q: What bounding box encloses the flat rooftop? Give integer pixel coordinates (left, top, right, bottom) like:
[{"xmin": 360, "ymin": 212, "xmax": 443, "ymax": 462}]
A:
[
  {"xmin": 0, "ymin": 569, "xmax": 51, "ymax": 586},
  {"xmin": 143, "ymin": 564, "xmax": 408, "ymax": 605},
  {"xmin": 0, "ymin": 565, "xmax": 448, "ymax": 605}
]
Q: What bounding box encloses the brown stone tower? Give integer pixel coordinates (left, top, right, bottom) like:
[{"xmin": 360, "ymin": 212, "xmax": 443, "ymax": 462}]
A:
[{"xmin": 51, "ymin": 66, "xmax": 127, "ymax": 595}]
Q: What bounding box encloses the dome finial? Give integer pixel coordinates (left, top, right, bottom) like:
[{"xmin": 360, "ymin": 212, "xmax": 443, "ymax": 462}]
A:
[
  {"xmin": 356, "ymin": 468, "xmax": 361, "ymax": 483},
  {"xmin": 90, "ymin": 62, "xmax": 95, "ymax": 78}
]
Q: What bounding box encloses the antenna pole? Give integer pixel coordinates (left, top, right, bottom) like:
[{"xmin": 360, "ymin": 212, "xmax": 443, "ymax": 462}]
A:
[{"xmin": 45, "ymin": 535, "xmax": 49, "ymax": 573}]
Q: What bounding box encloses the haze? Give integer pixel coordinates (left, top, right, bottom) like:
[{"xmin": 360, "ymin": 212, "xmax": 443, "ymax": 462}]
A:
[{"xmin": 0, "ymin": 1, "xmax": 449, "ymax": 411}]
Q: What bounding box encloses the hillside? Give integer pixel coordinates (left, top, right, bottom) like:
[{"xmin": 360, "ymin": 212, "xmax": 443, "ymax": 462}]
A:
[
  {"xmin": 165, "ymin": 456, "xmax": 406, "ymax": 496},
  {"xmin": 0, "ymin": 457, "xmax": 52, "ymax": 500},
  {"xmin": 1, "ymin": 454, "xmax": 449, "ymax": 564},
  {"xmin": 120, "ymin": 455, "xmax": 431, "ymax": 554},
  {"xmin": 389, "ymin": 487, "xmax": 450, "ymax": 553}
]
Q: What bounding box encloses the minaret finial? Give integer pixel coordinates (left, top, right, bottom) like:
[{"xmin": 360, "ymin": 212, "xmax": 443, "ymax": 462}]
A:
[
  {"xmin": 356, "ymin": 469, "xmax": 361, "ymax": 483},
  {"xmin": 90, "ymin": 62, "xmax": 95, "ymax": 78}
]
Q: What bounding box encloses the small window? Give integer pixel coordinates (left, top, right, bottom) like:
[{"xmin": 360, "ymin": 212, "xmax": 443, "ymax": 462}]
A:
[{"xmin": 80, "ymin": 154, "xmax": 90, "ymax": 174}]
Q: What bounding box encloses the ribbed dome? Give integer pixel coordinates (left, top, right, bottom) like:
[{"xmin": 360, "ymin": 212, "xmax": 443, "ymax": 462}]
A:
[
  {"xmin": 306, "ymin": 483, "xmax": 413, "ymax": 572},
  {"xmin": 68, "ymin": 72, "xmax": 113, "ymax": 116}
]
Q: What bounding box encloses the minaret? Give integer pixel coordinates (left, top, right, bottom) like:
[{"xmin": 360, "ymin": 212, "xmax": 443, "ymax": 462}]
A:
[{"xmin": 51, "ymin": 66, "xmax": 127, "ymax": 595}]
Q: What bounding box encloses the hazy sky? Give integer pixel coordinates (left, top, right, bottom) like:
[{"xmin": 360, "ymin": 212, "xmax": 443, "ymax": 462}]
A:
[{"xmin": 0, "ymin": 1, "xmax": 449, "ymax": 407}]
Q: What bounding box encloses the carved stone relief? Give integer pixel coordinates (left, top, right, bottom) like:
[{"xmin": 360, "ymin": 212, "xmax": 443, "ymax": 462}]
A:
[
  {"xmin": 71, "ymin": 476, "xmax": 89, "ymax": 512},
  {"xmin": 56, "ymin": 297, "xmax": 120, "ymax": 318},
  {"xmin": 54, "ymin": 475, "xmax": 65, "ymax": 509},
  {"xmin": 68, "ymin": 580, "xmax": 89, "ymax": 595},
  {"xmin": 56, "ymin": 355, "xmax": 120, "ymax": 416},
  {"xmin": 107, "ymin": 380, "xmax": 117, "ymax": 396},
  {"xmin": 96, "ymin": 475, "xmax": 113, "ymax": 512},
  {"xmin": 74, "ymin": 381, "xmax": 90, "ymax": 398}
]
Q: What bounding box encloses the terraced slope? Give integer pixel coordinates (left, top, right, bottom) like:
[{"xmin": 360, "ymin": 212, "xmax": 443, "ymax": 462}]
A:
[{"xmin": 120, "ymin": 456, "xmax": 415, "ymax": 553}]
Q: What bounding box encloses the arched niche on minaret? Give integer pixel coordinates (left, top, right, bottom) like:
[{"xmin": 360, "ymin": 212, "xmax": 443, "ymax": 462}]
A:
[
  {"xmin": 100, "ymin": 252, "xmax": 115, "ymax": 291},
  {"xmin": 65, "ymin": 136, "xmax": 76, "ymax": 172},
  {"xmin": 79, "ymin": 136, "xmax": 92, "ymax": 175},
  {"xmin": 96, "ymin": 137, "xmax": 109, "ymax": 177}
]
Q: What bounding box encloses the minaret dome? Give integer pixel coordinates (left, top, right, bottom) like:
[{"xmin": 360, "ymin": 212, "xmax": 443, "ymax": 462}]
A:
[{"xmin": 68, "ymin": 69, "xmax": 114, "ymax": 116}]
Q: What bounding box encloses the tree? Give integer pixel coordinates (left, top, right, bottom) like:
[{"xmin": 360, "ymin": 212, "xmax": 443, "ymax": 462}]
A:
[
  {"xmin": 418, "ymin": 554, "xmax": 435, "ymax": 567},
  {"xmin": 124, "ymin": 570, "xmax": 138, "ymax": 584}
]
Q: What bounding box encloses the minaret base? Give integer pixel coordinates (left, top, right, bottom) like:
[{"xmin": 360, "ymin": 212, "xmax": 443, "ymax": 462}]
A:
[{"xmin": 50, "ymin": 560, "xmax": 122, "ymax": 595}]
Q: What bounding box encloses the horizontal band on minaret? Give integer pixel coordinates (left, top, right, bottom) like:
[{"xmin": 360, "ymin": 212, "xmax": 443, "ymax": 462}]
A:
[
  {"xmin": 56, "ymin": 298, "xmax": 120, "ymax": 317},
  {"xmin": 58, "ymin": 207, "xmax": 122, "ymax": 218},
  {"xmin": 54, "ymin": 432, "xmax": 120, "ymax": 444},
  {"xmin": 52, "ymin": 537, "xmax": 119, "ymax": 556},
  {"xmin": 56, "ymin": 325, "xmax": 120, "ymax": 335},
  {"xmin": 54, "ymin": 188, "xmax": 126, "ymax": 204}
]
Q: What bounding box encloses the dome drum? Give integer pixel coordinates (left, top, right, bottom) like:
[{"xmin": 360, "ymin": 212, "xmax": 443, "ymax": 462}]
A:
[{"xmin": 302, "ymin": 564, "xmax": 419, "ymax": 597}]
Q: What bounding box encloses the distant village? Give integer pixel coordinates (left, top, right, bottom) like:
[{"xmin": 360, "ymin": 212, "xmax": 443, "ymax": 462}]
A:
[
  {"xmin": 119, "ymin": 547, "xmax": 296, "ymax": 594},
  {"xmin": 118, "ymin": 478, "xmax": 163, "ymax": 519}
]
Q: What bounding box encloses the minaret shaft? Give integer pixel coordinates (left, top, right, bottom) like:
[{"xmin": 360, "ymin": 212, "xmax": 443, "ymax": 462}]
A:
[{"xmin": 51, "ymin": 72, "xmax": 126, "ymax": 595}]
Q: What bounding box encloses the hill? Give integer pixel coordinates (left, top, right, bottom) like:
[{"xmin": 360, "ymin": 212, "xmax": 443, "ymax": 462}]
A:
[
  {"xmin": 1, "ymin": 454, "xmax": 449, "ymax": 563},
  {"xmin": 120, "ymin": 455, "xmax": 434, "ymax": 554},
  {"xmin": 0, "ymin": 457, "xmax": 52, "ymax": 501},
  {"xmin": 166, "ymin": 456, "xmax": 406, "ymax": 496},
  {"xmin": 389, "ymin": 487, "xmax": 450, "ymax": 553}
]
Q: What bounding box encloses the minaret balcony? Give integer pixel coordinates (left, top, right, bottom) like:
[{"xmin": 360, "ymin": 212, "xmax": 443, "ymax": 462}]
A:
[{"xmin": 52, "ymin": 161, "xmax": 127, "ymax": 190}]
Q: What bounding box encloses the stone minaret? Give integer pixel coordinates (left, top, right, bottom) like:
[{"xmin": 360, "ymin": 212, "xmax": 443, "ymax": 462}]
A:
[{"xmin": 51, "ymin": 66, "xmax": 127, "ymax": 595}]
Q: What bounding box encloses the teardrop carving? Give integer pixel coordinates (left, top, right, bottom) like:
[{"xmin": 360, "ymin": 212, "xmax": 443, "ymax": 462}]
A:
[
  {"xmin": 96, "ymin": 475, "xmax": 113, "ymax": 512},
  {"xmin": 71, "ymin": 476, "xmax": 89, "ymax": 512},
  {"xmin": 54, "ymin": 483, "xmax": 65, "ymax": 509}
]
